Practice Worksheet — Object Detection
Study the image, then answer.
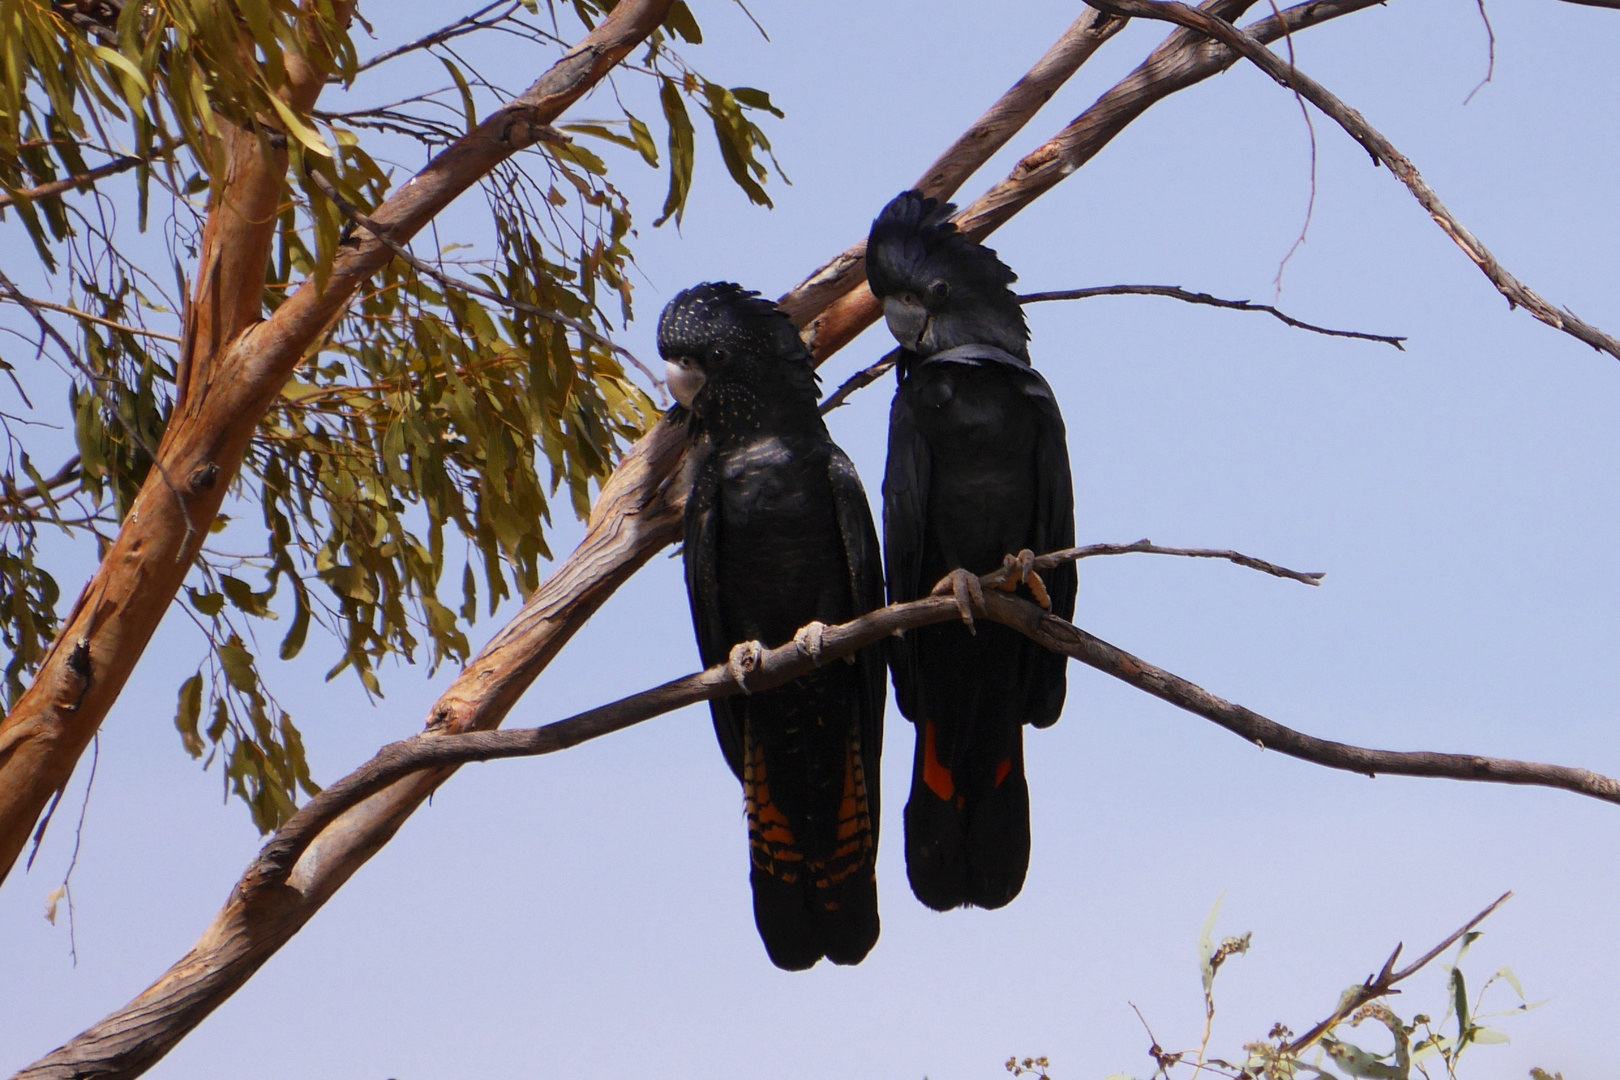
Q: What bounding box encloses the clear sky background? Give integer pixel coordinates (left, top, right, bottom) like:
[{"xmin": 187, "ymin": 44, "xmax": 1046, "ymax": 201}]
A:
[{"xmin": 5, "ymin": 2, "xmax": 1620, "ymax": 1078}]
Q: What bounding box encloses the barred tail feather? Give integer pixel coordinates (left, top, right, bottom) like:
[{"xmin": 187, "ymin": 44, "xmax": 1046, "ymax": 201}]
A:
[{"xmin": 744, "ymin": 733, "xmax": 879, "ymax": 969}]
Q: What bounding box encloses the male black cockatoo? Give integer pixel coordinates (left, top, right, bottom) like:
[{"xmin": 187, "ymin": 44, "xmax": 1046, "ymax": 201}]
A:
[
  {"xmin": 866, "ymin": 191, "xmax": 1077, "ymax": 912},
  {"xmin": 660, "ymin": 282, "xmax": 887, "ymax": 970}
]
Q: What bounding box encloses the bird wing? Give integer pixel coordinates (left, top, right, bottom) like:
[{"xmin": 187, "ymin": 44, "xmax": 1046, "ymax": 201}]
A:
[
  {"xmin": 1016, "ymin": 361, "xmax": 1077, "ymax": 727},
  {"xmin": 882, "ymin": 362, "xmax": 931, "ymax": 721},
  {"xmin": 828, "ymin": 445, "xmax": 887, "ymax": 831},
  {"xmin": 683, "ymin": 450, "xmax": 747, "ymax": 779}
]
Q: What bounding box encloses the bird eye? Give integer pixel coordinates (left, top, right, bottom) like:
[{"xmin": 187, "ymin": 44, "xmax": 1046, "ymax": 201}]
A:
[
  {"xmin": 710, "ymin": 346, "xmax": 728, "ymax": 363},
  {"xmin": 928, "ymin": 280, "xmax": 950, "ymax": 302}
]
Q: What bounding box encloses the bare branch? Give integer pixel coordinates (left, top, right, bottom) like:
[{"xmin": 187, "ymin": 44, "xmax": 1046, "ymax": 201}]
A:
[
  {"xmin": 1019, "ymin": 285, "xmax": 1406, "ymax": 349},
  {"xmin": 798, "ymin": 0, "xmax": 1391, "ymax": 363},
  {"xmin": 0, "ymin": 295, "xmax": 182, "ymax": 344},
  {"xmin": 351, "ymin": 1, "xmax": 520, "ymax": 75},
  {"xmin": 823, "ymin": 276, "xmax": 1406, "ymax": 414},
  {"xmin": 1284, "ymin": 892, "xmax": 1514, "ymax": 1056},
  {"xmin": 990, "ymin": 538, "xmax": 1324, "ymax": 586},
  {"xmin": 0, "ymin": 139, "xmax": 181, "ymax": 211},
  {"xmin": 819, "ymin": 349, "xmax": 899, "ymax": 414},
  {"xmin": 1085, "ymin": 0, "xmax": 1620, "ymax": 363}
]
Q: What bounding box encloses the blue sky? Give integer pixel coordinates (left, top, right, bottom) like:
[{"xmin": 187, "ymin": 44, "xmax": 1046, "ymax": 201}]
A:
[{"xmin": 5, "ymin": 2, "xmax": 1620, "ymax": 1077}]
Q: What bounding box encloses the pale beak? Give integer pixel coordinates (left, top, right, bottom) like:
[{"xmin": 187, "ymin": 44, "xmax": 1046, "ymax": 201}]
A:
[
  {"xmin": 883, "ymin": 296, "xmax": 929, "ymax": 352},
  {"xmin": 666, "ymin": 358, "xmax": 705, "ymax": 408}
]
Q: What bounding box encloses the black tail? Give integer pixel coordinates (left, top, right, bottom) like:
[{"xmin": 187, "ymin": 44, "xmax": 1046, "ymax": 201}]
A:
[
  {"xmin": 745, "ymin": 733, "xmax": 880, "ymax": 969},
  {"xmin": 904, "ymin": 719, "xmax": 1030, "ymax": 911}
]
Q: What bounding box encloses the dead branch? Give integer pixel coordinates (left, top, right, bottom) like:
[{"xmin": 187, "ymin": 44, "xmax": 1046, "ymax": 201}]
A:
[
  {"xmin": 1085, "ymin": 0, "xmax": 1620, "ymax": 363},
  {"xmin": 1284, "ymin": 892, "xmax": 1513, "ymax": 1056},
  {"xmin": 1020, "ymin": 285, "xmax": 1406, "ymax": 349},
  {"xmin": 994, "ymin": 539, "xmax": 1324, "ymax": 586},
  {"xmin": 0, "ymin": 295, "xmax": 183, "ymax": 344},
  {"xmin": 0, "ymin": 139, "xmax": 182, "ymax": 211},
  {"xmin": 352, "ymin": 1, "xmax": 520, "ymax": 75},
  {"xmin": 821, "ymin": 277, "xmax": 1406, "ymax": 413},
  {"xmin": 820, "ymin": 349, "xmax": 899, "ymax": 414}
]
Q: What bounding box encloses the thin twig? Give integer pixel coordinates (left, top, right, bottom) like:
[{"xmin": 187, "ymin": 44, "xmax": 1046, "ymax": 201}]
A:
[
  {"xmin": 819, "ymin": 349, "xmax": 899, "ymax": 413},
  {"xmin": 1284, "ymin": 892, "xmax": 1513, "ymax": 1055},
  {"xmin": 1265, "ymin": 0, "xmax": 1317, "ymax": 298},
  {"xmin": 352, "ymin": 1, "xmax": 519, "ymax": 74},
  {"xmin": 822, "ymin": 281, "xmax": 1406, "ymax": 415},
  {"xmin": 1019, "ymin": 286, "xmax": 1406, "ymax": 349},
  {"xmin": 1084, "ymin": 0, "xmax": 1620, "ymax": 362},
  {"xmin": 0, "ymin": 139, "xmax": 182, "ymax": 211},
  {"xmin": 1463, "ymin": 0, "xmax": 1496, "ymax": 106},
  {"xmin": 0, "ymin": 296, "xmax": 182, "ymax": 344},
  {"xmin": 996, "ymin": 538, "xmax": 1325, "ymax": 586}
]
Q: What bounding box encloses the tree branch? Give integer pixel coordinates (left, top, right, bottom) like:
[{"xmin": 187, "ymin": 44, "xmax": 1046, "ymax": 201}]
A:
[
  {"xmin": 0, "ymin": 295, "xmax": 182, "ymax": 344},
  {"xmin": 351, "ymin": 1, "xmax": 521, "ymax": 75},
  {"xmin": 0, "ymin": 139, "xmax": 181, "ymax": 211},
  {"xmin": 1284, "ymin": 891, "xmax": 1513, "ymax": 1057},
  {"xmin": 1084, "ymin": 0, "xmax": 1620, "ymax": 362},
  {"xmin": 1019, "ymin": 285, "xmax": 1406, "ymax": 349},
  {"xmin": 821, "ymin": 274, "xmax": 1407, "ymax": 413}
]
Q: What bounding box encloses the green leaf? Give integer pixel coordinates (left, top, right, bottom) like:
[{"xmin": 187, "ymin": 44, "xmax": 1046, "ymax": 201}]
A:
[
  {"xmin": 664, "ymin": 1, "xmax": 703, "ymax": 42},
  {"xmin": 219, "ymin": 636, "xmax": 258, "ymax": 694},
  {"xmin": 174, "ymin": 673, "xmax": 204, "ymax": 757},
  {"xmin": 440, "ymin": 57, "xmax": 478, "ymax": 133},
  {"xmin": 731, "ymin": 86, "xmax": 784, "ymax": 118},
  {"xmin": 654, "ymin": 79, "xmax": 694, "ymax": 227},
  {"xmin": 187, "ymin": 588, "xmax": 225, "ymax": 617}
]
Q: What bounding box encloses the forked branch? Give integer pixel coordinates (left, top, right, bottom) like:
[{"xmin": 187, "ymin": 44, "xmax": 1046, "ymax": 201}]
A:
[{"xmin": 1085, "ymin": 0, "xmax": 1620, "ymax": 362}]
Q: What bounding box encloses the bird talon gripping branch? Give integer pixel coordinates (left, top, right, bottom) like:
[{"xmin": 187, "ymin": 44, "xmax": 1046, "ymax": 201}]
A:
[
  {"xmin": 930, "ymin": 568, "xmax": 985, "ymax": 633},
  {"xmin": 727, "ymin": 640, "xmax": 764, "ymax": 694},
  {"xmin": 793, "ymin": 621, "xmax": 829, "ymax": 665}
]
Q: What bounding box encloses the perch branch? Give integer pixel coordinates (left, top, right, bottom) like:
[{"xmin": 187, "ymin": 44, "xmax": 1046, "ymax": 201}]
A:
[{"xmin": 1084, "ymin": 0, "xmax": 1620, "ymax": 362}]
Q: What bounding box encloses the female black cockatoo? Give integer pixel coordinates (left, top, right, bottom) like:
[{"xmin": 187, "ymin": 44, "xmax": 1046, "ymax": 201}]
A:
[
  {"xmin": 866, "ymin": 191, "xmax": 1077, "ymax": 912},
  {"xmin": 660, "ymin": 282, "xmax": 887, "ymax": 969}
]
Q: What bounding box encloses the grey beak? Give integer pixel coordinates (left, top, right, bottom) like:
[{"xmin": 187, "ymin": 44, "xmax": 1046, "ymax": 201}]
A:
[
  {"xmin": 883, "ymin": 296, "xmax": 929, "ymax": 352},
  {"xmin": 666, "ymin": 359, "xmax": 706, "ymax": 408}
]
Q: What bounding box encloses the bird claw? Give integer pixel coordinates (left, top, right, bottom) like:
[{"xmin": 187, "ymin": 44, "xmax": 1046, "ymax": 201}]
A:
[
  {"xmin": 931, "ymin": 568, "xmax": 985, "ymax": 634},
  {"xmin": 727, "ymin": 640, "xmax": 764, "ymax": 694},
  {"xmin": 793, "ymin": 621, "xmax": 828, "ymax": 666},
  {"xmin": 998, "ymin": 549, "xmax": 1053, "ymax": 611}
]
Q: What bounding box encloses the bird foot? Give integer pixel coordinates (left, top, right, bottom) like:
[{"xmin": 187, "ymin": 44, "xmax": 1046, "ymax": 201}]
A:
[
  {"xmin": 727, "ymin": 640, "xmax": 764, "ymax": 694},
  {"xmin": 930, "ymin": 569, "xmax": 985, "ymax": 634},
  {"xmin": 997, "ymin": 549, "xmax": 1052, "ymax": 611},
  {"xmin": 793, "ymin": 621, "xmax": 828, "ymax": 666}
]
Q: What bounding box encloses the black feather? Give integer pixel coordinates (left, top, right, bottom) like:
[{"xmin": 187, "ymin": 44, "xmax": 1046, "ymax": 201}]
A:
[
  {"xmin": 868, "ymin": 192, "xmax": 1076, "ymax": 912},
  {"xmin": 664, "ymin": 282, "xmax": 886, "ymax": 969}
]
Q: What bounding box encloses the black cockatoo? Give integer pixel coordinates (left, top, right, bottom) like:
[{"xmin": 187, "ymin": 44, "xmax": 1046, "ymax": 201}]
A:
[
  {"xmin": 660, "ymin": 282, "xmax": 887, "ymax": 970},
  {"xmin": 866, "ymin": 190, "xmax": 1077, "ymax": 912}
]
